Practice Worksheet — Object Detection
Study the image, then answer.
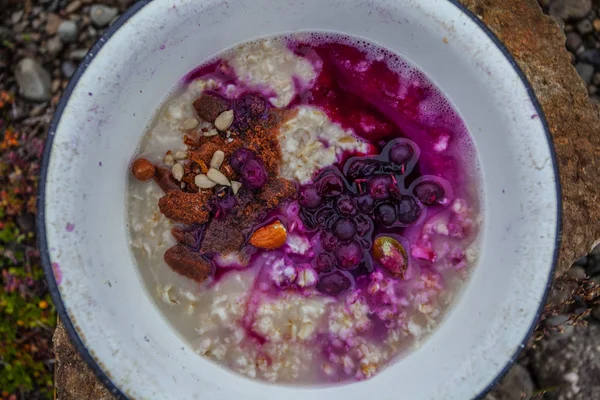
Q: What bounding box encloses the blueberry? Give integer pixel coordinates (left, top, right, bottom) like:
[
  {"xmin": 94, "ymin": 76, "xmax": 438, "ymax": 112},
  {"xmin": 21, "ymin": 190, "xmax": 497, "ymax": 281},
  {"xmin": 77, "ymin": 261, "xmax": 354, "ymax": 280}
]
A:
[
  {"xmin": 320, "ymin": 231, "xmax": 339, "ymax": 251},
  {"xmin": 316, "ymin": 173, "xmax": 344, "ymax": 197},
  {"xmin": 397, "ymin": 195, "xmax": 421, "ymax": 224},
  {"xmin": 336, "ymin": 196, "xmax": 357, "ymax": 216},
  {"xmin": 374, "ymin": 203, "xmax": 397, "ymax": 226},
  {"xmin": 334, "ymin": 218, "xmax": 357, "ymax": 241},
  {"xmin": 367, "ymin": 175, "xmax": 393, "ymax": 201},
  {"xmin": 240, "ymin": 159, "xmax": 268, "ymax": 189},
  {"xmin": 315, "ymin": 206, "xmax": 338, "ymax": 230},
  {"xmin": 299, "ymin": 185, "xmax": 323, "ymax": 209},
  {"xmin": 414, "ymin": 180, "xmax": 445, "ymax": 206},
  {"xmin": 354, "ymin": 214, "xmax": 373, "ymax": 236},
  {"xmin": 335, "ymin": 241, "xmax": 362, "ymax": 269},
  {"xmin": 316, "ymin": 271, "xmax": 353, "ymax": 296},
  {"xmin": 357, "ymin": 193, "xmax": 375, "ymax": 213},
  {"xmin": 213, "ymin": 193, "xmax": 238, "ymax": 219},
  {"xmin": 389, "ymin": 142, "xmax": 414, "ymax": 166},
  {"xmin": 229, "ymin": 148, "xmax": 255, "ymax": 173},
  {"xmin": 345, "ymin": 158, "xmax": 381, "ymax": 179},
  {"xmin": 314, "ymin": 252, "xmax": 335, "ymax": 273}
]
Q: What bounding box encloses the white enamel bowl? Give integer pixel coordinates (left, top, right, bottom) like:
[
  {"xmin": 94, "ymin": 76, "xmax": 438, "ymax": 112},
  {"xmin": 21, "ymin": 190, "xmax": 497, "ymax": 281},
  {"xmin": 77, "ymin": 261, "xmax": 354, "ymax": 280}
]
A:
[{"xmin": 39, "ymin": 0, "xmax": 560, "ymax": 399}]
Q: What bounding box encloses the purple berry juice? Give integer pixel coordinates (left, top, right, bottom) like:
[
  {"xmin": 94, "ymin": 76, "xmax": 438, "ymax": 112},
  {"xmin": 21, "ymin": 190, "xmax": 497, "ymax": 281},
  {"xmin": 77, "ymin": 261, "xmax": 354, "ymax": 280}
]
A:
[{"xmin": 127, "ymin": 33, "xmax": 482, "ymax": 384}]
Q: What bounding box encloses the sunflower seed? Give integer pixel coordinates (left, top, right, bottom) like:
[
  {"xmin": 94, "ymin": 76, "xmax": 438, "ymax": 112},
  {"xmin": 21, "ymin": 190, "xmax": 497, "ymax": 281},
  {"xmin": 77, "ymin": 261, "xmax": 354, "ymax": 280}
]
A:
[
  {"xmin": 231, "ymin": 180, "xmax": 242, "ymax": 195},
  {"xmin": 171, "ymin": 163, "xmax": 184, "ymax": 181},
  {"xmin": 179, "ymin": 118, "xmax": 199, "ymax": 131},
  {"xmin": 207, "ymin": 168, "xmax": 230, "ymax": 186},
  {"xmin": 164, "ymin": 153, "xmax": 174, "ymax": 167},
  {"xmin": 203, "ymin": 128, "xmax": 219, "ymax": 137},
  {"xmin": 214, "ymin": 110, "xmax": 234, "ymax": 131},
  {"xmin": 174, "ymin": 150, "xmax": 188, "ymax": 160},
  {"xmin": 210, "ymin": 150, "xmax": 225, "ymax": 169},
  {"xmin": 195, "ymin": 174, "xmax": 217, "ymax": 189}
]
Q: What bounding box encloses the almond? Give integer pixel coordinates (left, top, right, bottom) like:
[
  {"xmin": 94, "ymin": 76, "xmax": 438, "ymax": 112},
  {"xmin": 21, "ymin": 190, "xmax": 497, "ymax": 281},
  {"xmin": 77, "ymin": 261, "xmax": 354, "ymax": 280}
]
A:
[{"xmin": 248, "ymin": 220, "xmax": 287, "ymax": 250}]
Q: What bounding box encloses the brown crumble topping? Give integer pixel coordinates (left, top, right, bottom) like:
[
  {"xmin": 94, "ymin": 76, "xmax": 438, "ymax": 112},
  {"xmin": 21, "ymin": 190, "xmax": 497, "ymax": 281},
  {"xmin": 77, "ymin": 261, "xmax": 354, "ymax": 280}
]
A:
[{"xmin": 152, "ymin": 92, "xmax": 298, "ymax": 282}]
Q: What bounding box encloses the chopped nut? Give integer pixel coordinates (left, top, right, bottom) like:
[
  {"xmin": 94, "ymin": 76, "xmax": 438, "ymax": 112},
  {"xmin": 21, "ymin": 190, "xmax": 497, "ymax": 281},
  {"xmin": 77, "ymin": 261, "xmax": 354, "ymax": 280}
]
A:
[
  {"xmin": 207, "ymin": 168, "xmax": 230, "ymax": 186},
  {"xmin": 174, "ymin": 150, "xmax": 188, "ymax": 160},
  {"xmin": 248, "ymin": 220, "xmax": 287, "ymax": 249},
  {"xmin": 231, "ymin": 180, "xmax": 242, "ymax": 195},
  {"xmin": 203, "ymin": 128, "xmax": 219, "ymax": 137},
  {"xmin": 210, "ymin": 150, "xmax": 225, "ymax": 169},
  {"xmin": 214, "ymin": 110, "xmax": 234, "ymax": 131},
  {"xmin": 195, "ymin": 174, "xmax": 217, "ymax": 189},
  {"xmin": 164, "ymin": 153, "xmax": 175, "ymax": 167},
  {"xmin": 179, "ymin": 118, "xmax": 199, "ymax": 131},
  {"xmin": 171, "ymin": 163, "xmax": 185, "ymax": 181},
  {"xmin": 131, "ymin": 158, "xmax": 155, "ymax": 181}
]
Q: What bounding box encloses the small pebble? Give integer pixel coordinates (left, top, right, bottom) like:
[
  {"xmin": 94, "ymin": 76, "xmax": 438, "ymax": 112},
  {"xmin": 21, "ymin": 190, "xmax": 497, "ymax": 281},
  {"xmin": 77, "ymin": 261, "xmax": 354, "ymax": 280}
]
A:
[
  {"xmin": 90, "ymin": 4, "xmax": 118, "ymax": 28},
  {"xmin": 11, "ymin": 10, "xmax": 24, "ymax": 25},
  {"xmin": 46, "ymin": 35, "xmax": 63, "ymax": 56},
  {"xmin": 579, "ymin": 49, "xmax": 600, "ymax": 66},
  {"xmin": 51, "ymin": 79, "xmax": 61, "ymax": 93},
  {"xmin": 566, "ymin": 265, "xmax": 587, "ymax": 279},
  {"xmin": 69, "ymin": 48, "xmax": 88, "ymax": 61},
  {"xmin": 61, "ymin": 61, "xmax": 76, "ymax": 79},
  {"xmin": 15, "ymin": 58, "xmax": 52, "ymax": 102},
  {"xmin": 65, "ymin": 0, "xmax": 82, "ymax": 14},
  {"xmin": 58, "ymin": 20, "xmax": 78, "ymax": 43},
  {"xmin": 576, "ymin": 18, "xmax": 594, "ymax": 35},
  {"xmin": 576, "ymin": 63, "xmax": 595, "ymax": 85},
  {"xmin": 566, "ymin": 31, "xmax": 583, "ymax": 52},
  {"xmin": 45, "ymin": 13, "xmax": 62, "ymax": 35}
]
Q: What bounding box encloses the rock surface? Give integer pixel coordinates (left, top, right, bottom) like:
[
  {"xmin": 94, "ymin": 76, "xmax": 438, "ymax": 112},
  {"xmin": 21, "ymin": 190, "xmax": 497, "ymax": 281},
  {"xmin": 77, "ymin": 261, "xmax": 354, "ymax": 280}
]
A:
[
  {"xmin": 463, "ymin": 0, "xmax": 600, "ymax": 277},
  {"xmin": 14, "ymin": 57, "xmax": 52, "ymax": 102},
  {"xmin": 90, "ymin": 5, "xmax": 118, "ymax": 27},
  {"xmin": 53, "ymin": 321, "xmax": 115, "ymax": 400},
  {"xmin": 484, "ymin": 364, "xmax": 534, "ymax": 400},
  {"xmin": 530, "ymin": 323, "xmax": 600, "ymax": 399}
]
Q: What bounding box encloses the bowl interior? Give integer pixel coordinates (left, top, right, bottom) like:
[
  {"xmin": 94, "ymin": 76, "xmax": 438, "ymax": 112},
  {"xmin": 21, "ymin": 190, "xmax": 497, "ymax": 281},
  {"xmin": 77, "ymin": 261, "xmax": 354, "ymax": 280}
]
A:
[{"xmin": 41, "ymin": 0, "xmax": 559, "ymax": 399}]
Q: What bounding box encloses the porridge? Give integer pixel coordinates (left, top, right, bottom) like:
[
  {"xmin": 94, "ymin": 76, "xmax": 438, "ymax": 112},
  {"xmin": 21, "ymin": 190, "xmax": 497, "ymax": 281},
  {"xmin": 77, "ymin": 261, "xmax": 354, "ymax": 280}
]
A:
[{"xmin": 127, "ymin": 33, "xmax": 482, "ymax": 384}]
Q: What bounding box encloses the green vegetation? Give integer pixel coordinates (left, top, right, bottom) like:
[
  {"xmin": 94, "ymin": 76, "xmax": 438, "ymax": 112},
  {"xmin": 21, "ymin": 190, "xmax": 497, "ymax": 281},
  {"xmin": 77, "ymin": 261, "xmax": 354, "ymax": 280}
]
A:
[{"xmin": 0, "ymin": 90, "xmax": 56, "ymax": 400}]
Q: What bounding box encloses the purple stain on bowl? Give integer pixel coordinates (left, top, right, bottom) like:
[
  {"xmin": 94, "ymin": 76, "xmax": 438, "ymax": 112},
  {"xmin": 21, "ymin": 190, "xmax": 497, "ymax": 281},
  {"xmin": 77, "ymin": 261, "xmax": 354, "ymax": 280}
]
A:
[
  {"xmin": 99, "ymin": 161, "xmax": 102, "ymax": 167},
  {"xmin": 66, "ymin": 223, "xmax": 75, "ymax": 232},
  {"xmin": 52, "ymin": 262, "xmax": 62, "ymax": 285}
]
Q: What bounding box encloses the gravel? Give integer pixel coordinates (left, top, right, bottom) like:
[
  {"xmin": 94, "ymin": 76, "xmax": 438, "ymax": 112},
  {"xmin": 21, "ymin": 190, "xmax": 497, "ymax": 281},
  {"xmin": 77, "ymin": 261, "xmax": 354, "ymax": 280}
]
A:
[
  {"xmin": 90, "ymin": 5, "xmax": 118, "ymax": 28},
  {"xmin": 549, "ymin": 0, "xmax": 593, "ymax": 21},
  {"xmin": 46, "ymin": 35, "xmax": 63, "ymax": 56},
  {"xmin": 61, "ymin": 61, "xmax": 76, "ymax": 79},
  {"xmin": 485, "ymin": 364, "xmax": 534, "ymax": 400},
  {"xmin": 530, "ymin": 323, "xmax": 600, "ymax": 400},
  {"xmin": 576, "ymin": 18, "xmax": 594, "ymax": 35},
  {"xmin": 58, "ymin": 20, "xmax": 78, "ymax": 43},
  {"xmin": 14, "ymin": 57, "xmax": 52, "ymax": 102},
  {"xmin": 576, "ymin": 62, "xmax": 595, "ymax": 84},
  {"xmin": 566, "ymin": 31, "xmax": 583, "ymax": 52}
]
